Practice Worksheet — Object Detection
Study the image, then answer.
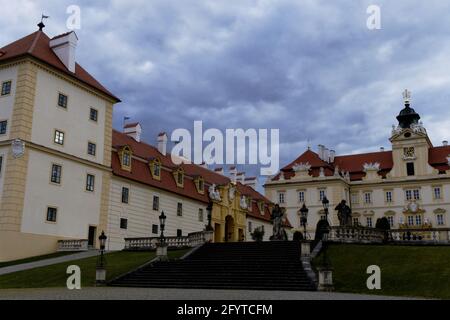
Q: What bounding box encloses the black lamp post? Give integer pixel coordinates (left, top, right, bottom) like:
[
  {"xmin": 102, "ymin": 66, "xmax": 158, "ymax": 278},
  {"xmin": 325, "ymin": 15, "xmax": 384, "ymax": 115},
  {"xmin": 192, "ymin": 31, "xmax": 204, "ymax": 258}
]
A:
[
  {"xmin": 300, "ymin": 203, "xmax": 309, "ymax": 239},
  {"xmin": 206, "ymin": 201, "xmax": 213, "ymax": 231},
  {"xmin": 159, "ymin": 211, "xmax": 166, "ymax": 244},
  {"xmin": 96, "ymin": 231, "xmax": 107, "ymax": 285}
]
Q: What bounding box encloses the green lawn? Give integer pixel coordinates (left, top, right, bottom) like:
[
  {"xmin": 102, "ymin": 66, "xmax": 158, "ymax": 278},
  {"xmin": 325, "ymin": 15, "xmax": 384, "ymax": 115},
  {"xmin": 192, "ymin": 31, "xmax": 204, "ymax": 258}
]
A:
[
  {"xmin": 0, "ymin": 252, "xmax": 76, "ymax": 268},
  {"xmin": 0, "ymin": 249, "xmax": 189, "ymax": 289},
  {"xmin": 313, "ymin": 244, "xmax": 450, "ymax": 299}
]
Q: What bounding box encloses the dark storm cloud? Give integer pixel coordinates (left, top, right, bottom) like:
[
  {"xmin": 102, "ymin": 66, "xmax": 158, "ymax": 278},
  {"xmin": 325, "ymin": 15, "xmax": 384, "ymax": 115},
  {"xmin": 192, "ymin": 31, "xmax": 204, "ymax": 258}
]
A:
[{"xmin": 2, "ymin": 0, "xmax": 450, "ymax": 185}]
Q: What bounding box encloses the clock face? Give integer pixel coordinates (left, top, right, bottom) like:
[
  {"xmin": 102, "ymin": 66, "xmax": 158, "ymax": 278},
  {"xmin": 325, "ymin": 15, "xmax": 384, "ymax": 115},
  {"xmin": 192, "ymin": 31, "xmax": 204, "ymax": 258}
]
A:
[{"xmin": 403, "ymin": 147, "xmax": 415, "ymax": 158}]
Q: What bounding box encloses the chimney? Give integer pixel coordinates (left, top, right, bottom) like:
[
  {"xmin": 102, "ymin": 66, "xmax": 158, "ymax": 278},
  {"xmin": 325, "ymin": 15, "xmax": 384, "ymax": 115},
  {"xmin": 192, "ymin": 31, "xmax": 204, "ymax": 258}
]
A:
[
  {"xmin": 237, "ymin": 172, "xmax": 245, "ymax": 183},
  {"xmin": 380, "ymin": 147, "xmax": 385, "ymax": 152},
  {"xmin": 244, "ymin": 177, "xmax": 257, "ymax": 189},
  {"xmin": 329, "ymin": 150, "xmax": 335, "ymax": 163},
  {"xmin": 443, "ymin": 141, "xmax": 448, "ymax": 147},
  {"xmin": 317, "ymin": 145, "xmax": 324, "ymax": 160},
  {"xmin": 123, "ymin": 122, "xmax": 142, "ymax": 142},
  {"xmin": 229, "ymin": 166, "xmax": 237, "ymax": 182},
  {"xmin": 49, "ymin": 32, "xmax": 78, "ymax": 73},
  {"xmin": 324, "ymin": 147, "xmax": 330, "ymax": 163},
  {"xmin": 157, "ymin": 132, "xmax": 168, "ymax": 155},
  {"xmin": 214, "ymin": 167, "xmax": 224, "ymax": 175}
]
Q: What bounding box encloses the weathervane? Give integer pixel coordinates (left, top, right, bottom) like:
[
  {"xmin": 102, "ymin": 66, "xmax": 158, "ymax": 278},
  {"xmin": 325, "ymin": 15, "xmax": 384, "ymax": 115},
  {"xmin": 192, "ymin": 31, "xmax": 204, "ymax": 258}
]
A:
[
  {"xmin": 38, "ymin": 14, "xmax": 50, "ymax": 31},
  {"xmin": 402, "ymin": 89, "xmax": 411, "ymax": 105}
]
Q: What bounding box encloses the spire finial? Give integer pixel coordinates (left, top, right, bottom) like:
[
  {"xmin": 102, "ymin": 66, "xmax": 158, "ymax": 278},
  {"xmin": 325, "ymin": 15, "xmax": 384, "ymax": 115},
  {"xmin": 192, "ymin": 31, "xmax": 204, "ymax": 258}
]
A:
[
  {"xmin": 402, "ymin": 89, "xmax": 411, "ymax": 105},
  {"xmin": 38, "ymin": 14, "xmax": 49, "ymax": 31}
]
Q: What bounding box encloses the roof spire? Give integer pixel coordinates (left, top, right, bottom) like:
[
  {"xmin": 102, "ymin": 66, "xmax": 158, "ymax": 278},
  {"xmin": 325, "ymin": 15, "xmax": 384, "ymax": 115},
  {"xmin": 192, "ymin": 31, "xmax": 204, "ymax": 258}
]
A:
[
  {"xmin": 402, "ymin": 88, "xmax": 411, "ymax": 106},
  {"xmin": 38, "ymin": 14, "xmax": 49, "ymax": 31}
]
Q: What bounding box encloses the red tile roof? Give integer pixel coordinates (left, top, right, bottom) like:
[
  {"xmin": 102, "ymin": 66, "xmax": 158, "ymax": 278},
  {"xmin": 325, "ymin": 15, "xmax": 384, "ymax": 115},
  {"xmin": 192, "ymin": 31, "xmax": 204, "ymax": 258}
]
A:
[
  {"xmin": 112, "ymin": 130, "xmax": 274, "ymax": 212},
  {"xmin": 276, "ymin": 146, "xmax": 450, "ymax": 182},
  {"xmin": 0, "ymin": 30, "xmax": 120, "ymax": 102}
]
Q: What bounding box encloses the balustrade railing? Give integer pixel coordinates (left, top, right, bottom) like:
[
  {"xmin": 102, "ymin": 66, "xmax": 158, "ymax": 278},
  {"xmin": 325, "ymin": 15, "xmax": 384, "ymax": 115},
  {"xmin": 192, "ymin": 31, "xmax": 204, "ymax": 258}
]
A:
[
  {"xmin": 388, "ymin": 228, "xmax": 450, "ymax": 244},
  {"xmin": 328, "ymin": 226, "xmax": 384, "ymax": 243},
  {"xmin": 57, "ymin": 239, "xmax": 89, "ymax": 251}
]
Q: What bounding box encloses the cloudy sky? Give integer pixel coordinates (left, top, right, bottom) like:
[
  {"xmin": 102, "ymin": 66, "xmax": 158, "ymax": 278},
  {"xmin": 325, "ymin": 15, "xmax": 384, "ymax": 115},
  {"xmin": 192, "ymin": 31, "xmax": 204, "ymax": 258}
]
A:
[{"xmin": 1, "ymin": 0, "xmax": 450, "ymax": 185}]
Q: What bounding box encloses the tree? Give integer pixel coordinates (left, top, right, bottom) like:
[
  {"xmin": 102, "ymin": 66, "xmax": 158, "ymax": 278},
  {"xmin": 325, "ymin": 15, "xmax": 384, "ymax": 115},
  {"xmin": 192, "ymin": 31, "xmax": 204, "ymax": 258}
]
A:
[{"xmin": 376, "ymin": 217, "xmax": 391, "ymax": 243}]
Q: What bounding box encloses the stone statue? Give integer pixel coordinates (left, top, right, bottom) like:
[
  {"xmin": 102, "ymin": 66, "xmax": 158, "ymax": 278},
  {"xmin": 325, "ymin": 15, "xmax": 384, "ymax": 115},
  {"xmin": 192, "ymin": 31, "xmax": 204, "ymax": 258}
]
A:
[
  {"xmin": 270, "ymin": 204, "xmax": 287, "ymax": 240},
  {"xmin": 335, "ymin": 200, "xmax": 352, "ymax": 226},
  {"xmin": 240, "ymin": 195, "xmax": 247, "ymax": 209},
  {"xmin": 208, "ymin": 184, "xmax": 221, "ymax": 201}
]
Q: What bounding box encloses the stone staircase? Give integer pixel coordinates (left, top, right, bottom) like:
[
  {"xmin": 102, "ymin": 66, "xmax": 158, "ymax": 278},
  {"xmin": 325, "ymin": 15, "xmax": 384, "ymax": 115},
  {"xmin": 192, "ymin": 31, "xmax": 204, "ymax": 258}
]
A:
[{"xmin": 110, "ymin": 241, "xmax": 316, "ymax": 291}]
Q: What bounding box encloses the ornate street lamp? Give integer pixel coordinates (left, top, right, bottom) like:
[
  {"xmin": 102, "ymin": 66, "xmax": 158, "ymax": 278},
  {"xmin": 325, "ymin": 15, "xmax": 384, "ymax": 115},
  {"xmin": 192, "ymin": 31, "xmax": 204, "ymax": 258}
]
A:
[
  {"xmin": 96, "ymin": 231, "xmax": 107, "ymax": 285},
  {"xmin": 300, "ymin": 203, "xmax": 309, "ymax": 239},
  {"xmin": 159, "ymin": 211, "xmax": 166, "ymax": 244}
]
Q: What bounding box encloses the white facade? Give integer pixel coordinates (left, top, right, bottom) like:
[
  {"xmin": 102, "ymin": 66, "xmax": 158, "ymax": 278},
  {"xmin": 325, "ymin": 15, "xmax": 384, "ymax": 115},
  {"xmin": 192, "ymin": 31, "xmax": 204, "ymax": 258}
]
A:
[
  {"xmin": 0, "ymin": 65, "xmax": 18, "ymax": 141},
  {"xmin": 107, "ymin": 177, "xmax": 208, "ymax": 250},
  {"xmin": 246, "ymin": 217, "xmax": 272, "ymax": 241}
]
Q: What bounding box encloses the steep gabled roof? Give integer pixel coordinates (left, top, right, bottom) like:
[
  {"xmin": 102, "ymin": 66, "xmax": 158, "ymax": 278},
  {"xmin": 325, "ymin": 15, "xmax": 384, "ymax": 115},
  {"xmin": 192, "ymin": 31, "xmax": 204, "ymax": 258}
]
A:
[{"xmin": 0, "ymin": 30, "xmax": 120, "ymax": 102}]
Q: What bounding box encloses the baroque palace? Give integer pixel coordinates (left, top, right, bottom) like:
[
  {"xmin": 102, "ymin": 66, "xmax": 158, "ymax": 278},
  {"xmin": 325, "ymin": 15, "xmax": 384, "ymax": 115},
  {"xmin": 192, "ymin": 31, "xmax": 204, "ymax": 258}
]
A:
[
  {"xmin": 265, "ymin": 90, "xmax": 450, "ymax": 240},
  {"xmin": 0, "ymin": 28, "xmax": 283, "ymax": 261}
]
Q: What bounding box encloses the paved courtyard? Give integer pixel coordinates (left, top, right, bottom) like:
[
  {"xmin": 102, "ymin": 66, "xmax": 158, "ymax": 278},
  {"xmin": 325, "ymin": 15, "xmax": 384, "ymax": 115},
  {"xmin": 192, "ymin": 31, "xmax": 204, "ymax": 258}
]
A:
[{"xmin": 0, "ymin": 287, "xmax": 418, "ymax": 300}]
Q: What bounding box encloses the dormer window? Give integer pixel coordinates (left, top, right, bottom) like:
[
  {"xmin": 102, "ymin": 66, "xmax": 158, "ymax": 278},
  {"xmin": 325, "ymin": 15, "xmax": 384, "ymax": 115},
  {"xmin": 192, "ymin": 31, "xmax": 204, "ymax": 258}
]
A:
[
  {"xmin": 194, "ymin": 176, "xmax": 205, "ymax": 194},
  {"xmin": 119, "ymin": 146, "xmax": 132, "ymax": 172},
  {"xmin": 174, "ymin": 168, "xmax": 184, "ymax": 187},
  {"xmin": 258, "ymin": 201, "xmax": 264, "ymax": 214},
  {"xmin": 149, "ymin": 158, "xmax": 161, "ymax": 180}
]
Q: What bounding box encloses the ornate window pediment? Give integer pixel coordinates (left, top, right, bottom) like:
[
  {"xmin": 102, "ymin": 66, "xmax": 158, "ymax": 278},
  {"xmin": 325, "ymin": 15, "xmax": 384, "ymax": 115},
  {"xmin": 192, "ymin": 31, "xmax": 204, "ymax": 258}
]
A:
[
  {"xmin": 434, "ymin": 208, "xmax": 446, "ymax": 214},
  {"xmin": 403, "ymin": 147, "xmax": 416, "ymax": 160},
  {"xmin": 149, "ymin": 158, "xmax": 161, "ymax": 180},
  {"xmin": 118, "ymin": 146, "xmax": 132, "ymax": 172},
  {"xmin": 173, "ymin": 167, "xmax": 184, "ymax": 188},
  {"xmin": 384, "ymin": 210, "xmax": 396, "ymax": 216}
]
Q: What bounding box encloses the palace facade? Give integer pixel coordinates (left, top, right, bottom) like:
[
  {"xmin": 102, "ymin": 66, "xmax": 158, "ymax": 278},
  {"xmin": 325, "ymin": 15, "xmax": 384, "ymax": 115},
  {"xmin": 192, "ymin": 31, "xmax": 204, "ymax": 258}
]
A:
[
  {"xmin": 264, "ymin": 91, "xmax": 450, "ymax": 240},
  {"xmin": 0, "ymin": 28, "xmax": 281, "ymax": 261}
]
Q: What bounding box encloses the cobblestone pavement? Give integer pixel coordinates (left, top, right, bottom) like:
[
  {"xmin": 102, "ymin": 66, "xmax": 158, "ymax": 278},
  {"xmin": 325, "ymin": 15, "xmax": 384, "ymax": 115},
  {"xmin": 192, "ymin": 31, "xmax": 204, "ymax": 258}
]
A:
[{"xmin": 0, "ymin": 287, "xmax": 419, "ymax": 300}]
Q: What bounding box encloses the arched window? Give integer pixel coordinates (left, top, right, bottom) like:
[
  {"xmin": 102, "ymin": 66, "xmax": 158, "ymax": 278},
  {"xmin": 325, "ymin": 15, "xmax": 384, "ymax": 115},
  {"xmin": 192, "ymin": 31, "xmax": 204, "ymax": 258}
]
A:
[
  {"xmin": 119, "ymin": 146, "xmax": 132, "ymax": 171},
  {"xmin": 149, "ymin": 158, "xmax": 161, "ymax": 180}
]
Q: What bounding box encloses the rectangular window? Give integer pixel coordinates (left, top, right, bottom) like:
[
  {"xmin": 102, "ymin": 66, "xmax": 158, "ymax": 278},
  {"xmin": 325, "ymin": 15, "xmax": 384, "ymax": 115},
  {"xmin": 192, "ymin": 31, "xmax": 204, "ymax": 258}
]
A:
[
  {"xmin": 385, "ymin": 191, "xmax": 393, "ymax": 203},
  {"xmin": 177, "ymin": 229, "xmax": 182, "ymax": 237},
  {"xmin": 364, "ymin": 192, "xmax": 372, "ymax": 204},
  {"xmin": 86, "ymin": 174, "xmax": 95, "ymax": 192},
  {"xmin": 351, "ymin": 193, "xmax": 359, "ymax": 204},
  {"xmin": 0, "ymin": 156, "xmax": 3, "ymax": 174},
  {"xmin": 298, "ymin": 191, "xmax": 305, "ymax": 203},
  {"xmin": 46, "ymin": 207, "xmax": 57, "ymax": 222},
  {"xmin": 1, "ymin": 80, "xmax": 12, "ymax": 96},
  {"xmin": 353, "ymin": 217, "xmax": 359, "ymax": 226},
  {"xmin": 405, "ymin": 190, "xmax": 412, "ymax": 201},
  {"xmin": 121, "ymin": 187, "xmax": 129, "ymax": 204},
  {"xmin": 0, "ymin": 120, "xmax": 7, "ymax": 134},
  {"xmin": 152, "ymin": 196, "xmax": 159, "ymax": 211},
  {"xmin": 387, "ymin": 216, "xmax": 394, "ymax": 227},
  {"xmin": 120, "ymin": 218, "xmax": 128, "ymax": 229},
  {"xmin": 87, "ymin": 142, "xmax": 96, "ymax": 156},
  {"xmin": 407, "ymin": 216, "xmax": 414, "ymax": 226},
  {"xmin": 248, "ymin": 221, "xmax": 252, "ymax": 233},
  {"xmin": 54, "ymin": 130, "xmax": 64, "ymax": 145},
  {"xmin": 122, "ymin": 152, "xmax": 130, "ymax": 166},
  {"xmin": 406, "ymin": 162, "xmax": 415, "ymax": 176},
  {"xmin": 50, "ymin": 164, "xmax": 62, "ymax": 184},
  {"xmin": 152, "ymin": 224, "xmax": 158, "ymax": 234},
  {"xmin": 319, "ymin": 189, "xmax": 326, "ymax": 202},
  {"xmin": 278, "ymin": 192, "xmax": 285, "ymax": 204},
  {"xmin": 437, "ymin": 214, "xmax": 444, "ymax": 226},
  {"xmin": 177, "ymin": 202, "xmax": 183, "ymax": 216},
  {"xmin": 198, "ymin": 208, "xmax": 204, "ymax": 222},
  {"xmin": 89, "ymin": 108, "xmax": 98, "ymax": 122},
  {"xmin": 366, "ymin": 217, "xmax": 373, "ymax": 228},
  {"xmin": 58, "ymin": 93, "xmax": 68, "ymax": 108},
  {"xmin": 434, "ymin": 187, "xmax": 442, "ymax": 200},
  {"xmin": 415, "ymin": 215, "xmax": 422, "ymax": 226},
  {"xmin": 177, "ymin": 172, "xmax": 183, "ymax": 185},
  {"xmin": 413, "ymin": 189, "xmax": 420, "ymax": 200}
]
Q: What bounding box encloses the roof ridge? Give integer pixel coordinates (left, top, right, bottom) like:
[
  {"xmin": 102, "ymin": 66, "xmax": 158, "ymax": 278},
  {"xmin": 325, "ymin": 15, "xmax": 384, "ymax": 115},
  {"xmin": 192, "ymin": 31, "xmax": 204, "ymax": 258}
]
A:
[{"xmin": 27, "ymin": 31, "xmax": 43, "ymax": 54}]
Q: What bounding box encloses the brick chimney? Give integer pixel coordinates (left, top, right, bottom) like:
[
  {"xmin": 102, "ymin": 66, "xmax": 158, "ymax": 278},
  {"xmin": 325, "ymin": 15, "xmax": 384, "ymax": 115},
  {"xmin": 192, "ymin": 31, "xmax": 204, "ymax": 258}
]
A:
[
  {"xmin": 157, "ymin": 132, "xmax": 168, "ymax": 155},
  {"xmin": 243, "ymin": 177, "xmax": 257, "ymax": 189}
]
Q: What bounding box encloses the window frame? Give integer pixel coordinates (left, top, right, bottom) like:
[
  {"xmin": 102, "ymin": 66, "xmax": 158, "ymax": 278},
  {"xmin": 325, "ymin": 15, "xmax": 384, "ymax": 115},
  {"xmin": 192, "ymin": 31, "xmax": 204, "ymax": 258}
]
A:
[
  {"xmin": 433, "ymin": 187, "xmax": 442, "ymax": 200},
  {"xmin": 198, "ymin": 208, "xmax": 204, "ymax": 222},
  {"xmin": 1, "ymin": 80, "xmax": 12, "ymax": 96},
  {"xmin": 46, "ymin": 206, "xmax": 58, "ymax": 223},
  {"xmin": 364, "ymin": 192, "xmax": 372, "ymax": 204},
  {"xmin": 152, "ymin": 224, "xmax": 158, "ymax": 234},
  {"xmin": 89, "ymin": 107, "xmax": 98, "ymax": 122},
  {"xmin": 87, "ymin": 141, "xmax": 97, "ymax": 156},
  {"xmin": 86, "ymin": 174, "xmax": 95, "ymax": 192},
  {"xmin": 152, "ymin": 195, "xmax": 159, "ymax": 211},
  {"xmin": 0, "ymin": 120, "xmax": 7, "ymax": 135},
  {"xmin": 50, "ymin": 163, "xmax": 62, "ymax": 185},
  {"xmin": 437, "ymin": 214, "xmax": 445, "ymax": 226},
  {"xmin": 177, "ymin": 202, "xmax": 183, "ymax": 216},
  {"xmin": 120, "ymin": 218, "xmax": 128, "ymax": 229},
  {"xmin": 121, "ymin": 187, "xmax": 129, "ymax": 204},
  {"xmin": 54, "ymin": 129, "xmax": 65, "ymax": 145},
  {"xmin": 385, "ymin": 190, "xmax": 393, "ymax": 203},
  {"xmin": 318, "ymin": 189, "xmax": 326, "ymax": 202},
  {"xmin": 406, "ymin": 162, "xmax": 415, "ymax": 176},
  {"xmin": 298, "ymin": 190, "xmax": 305, "ymax": 203},
  {"xmin": 57, "ymin": 92, "xmax": 68, "ymax": 109},
  {"xmin": 278, "ymin": 192, "xmax": 285, "ymax": 204}
]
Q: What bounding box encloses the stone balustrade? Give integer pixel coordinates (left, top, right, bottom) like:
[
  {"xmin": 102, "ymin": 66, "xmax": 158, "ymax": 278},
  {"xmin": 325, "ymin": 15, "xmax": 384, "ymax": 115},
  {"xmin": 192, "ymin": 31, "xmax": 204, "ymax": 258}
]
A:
[
  {"xmin": 57, "ymin": 239, "xmax": 89, "ymax": 251},
  {"xmin": 124, "ymin": 230, "xmax": 214, "ymax": 251},
  {"xmin": 389, "ymin": 228, "xmax": 450, "ymax": 244},
  {"xmin": 328, "ymin": 226, "xmax": 384, "ymax": 244}
]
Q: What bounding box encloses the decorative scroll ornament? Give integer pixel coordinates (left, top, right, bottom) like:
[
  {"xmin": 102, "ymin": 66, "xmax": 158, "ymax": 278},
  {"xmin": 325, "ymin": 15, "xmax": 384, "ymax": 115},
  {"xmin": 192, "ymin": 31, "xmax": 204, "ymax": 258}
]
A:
[
  {"xmin": 363, "ymin": 162, "xmax": 380, "ymax": 172},
  {"xmin": 208, "ymin": 184, "xmax": 221, "ymax": 201},
  {"xmin": 292, "ymin": 162, "xmax": 311, "ymax": 172},
  {"xmin": 12, "ymin": 139, "xmax": 25, "ymax": 159}
]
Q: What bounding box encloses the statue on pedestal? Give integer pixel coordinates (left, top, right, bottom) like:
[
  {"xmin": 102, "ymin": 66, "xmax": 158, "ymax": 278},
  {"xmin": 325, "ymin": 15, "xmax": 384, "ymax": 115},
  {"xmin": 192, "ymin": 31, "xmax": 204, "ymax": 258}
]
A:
[
  {"xmin": 335, "ymin": 200, "xmax": 352, "ymax": 226},
  {"xmin": 270, "ymin": 204, "xmax": 287, "ymax": 240}
]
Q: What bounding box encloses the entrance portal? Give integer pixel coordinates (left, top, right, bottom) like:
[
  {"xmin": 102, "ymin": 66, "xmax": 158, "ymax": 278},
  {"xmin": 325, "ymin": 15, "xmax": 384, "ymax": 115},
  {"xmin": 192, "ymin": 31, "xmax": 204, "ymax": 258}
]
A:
[{"xmin": 224, "ymin": 215, "xmax": 235, "ymax": 242}]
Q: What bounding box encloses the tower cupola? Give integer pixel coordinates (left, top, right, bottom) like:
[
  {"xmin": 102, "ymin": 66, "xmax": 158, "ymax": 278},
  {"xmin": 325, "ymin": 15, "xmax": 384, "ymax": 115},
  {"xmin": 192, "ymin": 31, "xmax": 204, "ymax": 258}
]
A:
[{"xmin": 396, "ymin": 89, "xmax": 421, "ymax": 129}]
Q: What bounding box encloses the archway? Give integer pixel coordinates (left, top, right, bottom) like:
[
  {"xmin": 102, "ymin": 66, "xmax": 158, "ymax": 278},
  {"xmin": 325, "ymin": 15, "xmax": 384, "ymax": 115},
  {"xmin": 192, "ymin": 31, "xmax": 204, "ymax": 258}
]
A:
[{"xmin": 224, "ymin": 215, "xmax": 235, "ymax": 242}]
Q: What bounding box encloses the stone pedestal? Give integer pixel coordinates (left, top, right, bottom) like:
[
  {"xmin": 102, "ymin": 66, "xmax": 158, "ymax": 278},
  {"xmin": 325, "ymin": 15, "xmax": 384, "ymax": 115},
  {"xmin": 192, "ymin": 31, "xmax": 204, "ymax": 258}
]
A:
[
  {"xmin": 96, "ymin": 267, "xmax": 106, "ymax": 285},
  {"xmin": 300, "ymin": 241, "xmax": 311, "ymax": 259},
  {"xmin": 317, "ymin": 267, "xmax": 334, "ymax": 291},
  {"xmin": 203, "ymin": 230, "xmax": 214, "ymax": 243},
  {"xmin": 156, "ymin": 244, "xmax": 168, "ymax": 261}
]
